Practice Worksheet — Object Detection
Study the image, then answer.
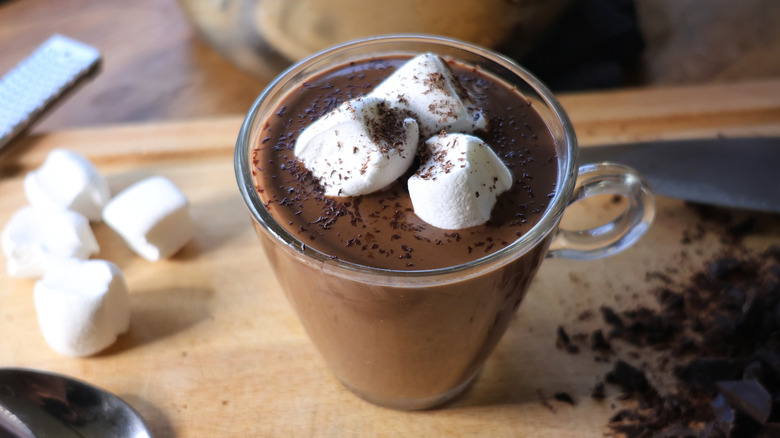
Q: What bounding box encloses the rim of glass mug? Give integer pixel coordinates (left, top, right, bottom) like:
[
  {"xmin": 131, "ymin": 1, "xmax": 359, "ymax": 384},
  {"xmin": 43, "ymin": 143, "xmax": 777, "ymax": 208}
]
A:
[{"xmin": 234, "ymin": 34, "xmax": 654, "ymax": 286}]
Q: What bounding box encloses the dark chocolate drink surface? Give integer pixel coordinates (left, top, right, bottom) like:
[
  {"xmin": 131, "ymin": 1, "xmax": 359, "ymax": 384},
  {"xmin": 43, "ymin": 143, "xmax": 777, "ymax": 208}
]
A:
[{"xmin": 251, "ymin": 56, "xmax": 557, "ymax": 270}]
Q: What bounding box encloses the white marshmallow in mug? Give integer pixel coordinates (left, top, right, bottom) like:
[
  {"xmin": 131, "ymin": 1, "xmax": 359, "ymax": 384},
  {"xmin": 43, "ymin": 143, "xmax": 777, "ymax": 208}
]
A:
[
  {"xmin": 369, "ymin": 53, "xmax": 488, "ymax": 138},
  {"xmin": 1, "ymin": 206, "xmax": 99, "ymax": 278},
  {"xmin": 24, "ymin": 148, "xmax": 111, "ymax": 222},
  {"xmin": 408, "ymin": 133, "xmax": 513, "ymax": 230},
  {"xmin": 34, "ymin": 258, "xmax": 130, "ymax": 357},
  {"xmin": 294, "ymin": 96, "xmax": 419, "ymax": 197},
  {"xmin": 102, "ymin": 176, "xmax": 195, "ymax": 261}
]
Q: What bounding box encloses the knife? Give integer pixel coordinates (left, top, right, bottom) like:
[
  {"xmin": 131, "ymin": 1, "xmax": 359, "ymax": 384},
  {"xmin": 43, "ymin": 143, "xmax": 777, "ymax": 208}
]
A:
[{"xmin": 578, "ymin": 137, "xmax": 780, "ymax": 213}]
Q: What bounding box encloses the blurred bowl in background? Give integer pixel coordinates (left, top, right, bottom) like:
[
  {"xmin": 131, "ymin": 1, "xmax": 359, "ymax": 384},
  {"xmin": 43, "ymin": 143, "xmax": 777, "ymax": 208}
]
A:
[{"xmin": 178, "ymin": 0, "xmax": 572, "ymax": 82}]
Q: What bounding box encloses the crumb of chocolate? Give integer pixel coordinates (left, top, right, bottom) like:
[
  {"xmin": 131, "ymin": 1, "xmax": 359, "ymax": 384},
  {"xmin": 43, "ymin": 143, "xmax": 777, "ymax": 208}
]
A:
[
  {"xmin": 537, "ymin": 389, "xmax": 555, "ymax": 412},
  {"xmin": 577, "ymin": 310, "xmax": 594, "ymax": 321},
  {"xmin": 556, "ymin": 326, "xmax": 580, "ymax": 354},
  {"xmin": 554, "ymin": 392, "xmax": 576, "ymax": 405},
  {"xmin": 728, "ymin": 218, "xmax": 758, "ymax": 238},
  {"xmin": 600, "ymin": 306, "xmax": 624, "ymax": 329},
  {"xmin": 606, "ymin": 360, "xmax": 649, "ymax": 393},
  {"xmin": 677, "ymin": 358, "xmax": 745, "ymax": 395},
  {"xmin": 591, "ymin": 382, "xmax": 606, "ymax": 400},
  {"xmin": 716, "ymin": 380, "xmax": 772, "ymax": 425},
  {"xmin": 556, "ymin": 326, "xmax": 570, "ymax": 346},
  {"xmin": 590, "ymin": 329, "xmax": 612, "ymax": 353}
]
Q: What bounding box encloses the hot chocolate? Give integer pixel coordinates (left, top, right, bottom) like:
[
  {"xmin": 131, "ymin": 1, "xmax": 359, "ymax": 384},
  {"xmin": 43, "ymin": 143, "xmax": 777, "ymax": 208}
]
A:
[
  {"xmin": 235, "ymin": 36, "xmax": 653, "ymax": 410},
  {"xmin": 251, "ymin": 56, "xmax": 557, "ymax": 270}
]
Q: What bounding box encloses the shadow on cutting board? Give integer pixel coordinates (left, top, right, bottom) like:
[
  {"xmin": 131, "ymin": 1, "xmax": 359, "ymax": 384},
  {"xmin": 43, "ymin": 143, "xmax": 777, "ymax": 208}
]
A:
[{"xmin": 99, "ymin": 287, "xmax": 213, "ymax": 354}]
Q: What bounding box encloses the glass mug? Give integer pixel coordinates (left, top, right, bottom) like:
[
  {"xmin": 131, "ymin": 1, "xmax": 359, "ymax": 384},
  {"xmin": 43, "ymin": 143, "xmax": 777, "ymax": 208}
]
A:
[{"xmin": 235, "ymin": 35, "xmax": 654, "ymax": 410}]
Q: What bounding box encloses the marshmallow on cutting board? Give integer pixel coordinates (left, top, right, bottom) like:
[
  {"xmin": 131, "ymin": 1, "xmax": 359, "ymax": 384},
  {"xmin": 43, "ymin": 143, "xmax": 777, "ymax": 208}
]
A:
[
  {"xmin": 24, "ymin": 149, "xmax": 111, "ymax": 222},
  {"xmin": 408, "ymin": 133, "xmax": 512, "ymax": 230},
  {"xmin": 1, "ymin": 206, "xmax": 99, "ymax": 278},
  {"xmin": 102, "ymin": 176, "xmax": 195, "ymax": 261},
  {"xmin": 34, "ymin": 259, "xmax": 130, "ymax": 357}
]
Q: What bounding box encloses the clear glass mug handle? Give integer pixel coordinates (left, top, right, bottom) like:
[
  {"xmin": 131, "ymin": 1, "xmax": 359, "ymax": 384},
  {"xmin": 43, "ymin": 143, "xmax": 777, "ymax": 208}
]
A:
[{"xmin": 548, "ymin": 162, "xmax": 655, "ymax": 260}]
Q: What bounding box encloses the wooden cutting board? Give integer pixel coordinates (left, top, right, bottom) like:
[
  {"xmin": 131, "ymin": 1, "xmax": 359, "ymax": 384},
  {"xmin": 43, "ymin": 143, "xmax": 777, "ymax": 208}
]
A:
[{"xmin": 2, "ymin": 79, "xmax": 779, "ymax": 437}]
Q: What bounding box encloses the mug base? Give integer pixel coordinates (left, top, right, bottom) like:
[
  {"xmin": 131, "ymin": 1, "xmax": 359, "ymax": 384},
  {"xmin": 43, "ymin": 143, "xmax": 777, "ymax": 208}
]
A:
[{"xmin": 336, "ymin": 369, "xmax": 481, "ymax": 411}]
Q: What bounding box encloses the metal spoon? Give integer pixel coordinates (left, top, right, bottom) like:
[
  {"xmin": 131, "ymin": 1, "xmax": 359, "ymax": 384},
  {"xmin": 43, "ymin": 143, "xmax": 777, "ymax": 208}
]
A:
[{"xmin": 0, "ymin": 368, "xmax": 152, "ymax": 438}]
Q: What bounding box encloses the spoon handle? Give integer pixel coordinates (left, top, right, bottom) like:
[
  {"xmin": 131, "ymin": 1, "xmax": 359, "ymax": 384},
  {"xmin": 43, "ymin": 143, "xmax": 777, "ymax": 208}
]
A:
[{"xmin": 0, "ymin": 402, "xmax": 37, "ymax": 438}]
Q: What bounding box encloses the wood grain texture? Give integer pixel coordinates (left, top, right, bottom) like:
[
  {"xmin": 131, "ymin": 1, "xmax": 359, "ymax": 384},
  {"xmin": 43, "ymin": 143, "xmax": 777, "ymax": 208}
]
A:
[{"xmin": 1, "ymin": 80, "xmax": 779, "ymax": 437}]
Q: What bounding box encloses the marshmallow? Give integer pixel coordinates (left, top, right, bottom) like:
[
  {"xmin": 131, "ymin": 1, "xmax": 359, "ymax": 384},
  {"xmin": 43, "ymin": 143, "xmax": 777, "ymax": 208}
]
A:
[
  {"xmin": 295, "ymin": 96, "xmax": 419, "ymax": 197},
  {"xmin": 24, "ymin": 149, "xmax": 111, "ymax": 222},
  {"xmin": 369, "ymin": 53, "xmax": 488, "ymax": 138},
  {"xmin": 102, "ymin": 176, "xmax": 195, "ymax": 261},
  {"xmin": 1, "ymin": 206, "xmax": 99, "ymax": 278},
  {"xmin": 34, "ymin": 259, "xmax": 130, "ymax": 357},
  {"xmin": 408, "ymin": 133, "xmax": 512, "ymax": 230}
]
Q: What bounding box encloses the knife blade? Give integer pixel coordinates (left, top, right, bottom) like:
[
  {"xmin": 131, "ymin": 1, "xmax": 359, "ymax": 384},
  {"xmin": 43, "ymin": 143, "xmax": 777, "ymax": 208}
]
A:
[{"xmin": 578, "ymin": 137, "xmax": 780, "ymax": 213}]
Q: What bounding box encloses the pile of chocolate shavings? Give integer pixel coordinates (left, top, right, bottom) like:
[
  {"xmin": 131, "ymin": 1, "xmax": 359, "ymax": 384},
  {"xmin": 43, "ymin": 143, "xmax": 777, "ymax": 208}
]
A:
[
  {"xmin": 365, "ymin": 101, "xmax": 412, "ymax": 152},
  {"xmin": 557, "ymin": 243, "xmax": 780, "ymax": 437}
]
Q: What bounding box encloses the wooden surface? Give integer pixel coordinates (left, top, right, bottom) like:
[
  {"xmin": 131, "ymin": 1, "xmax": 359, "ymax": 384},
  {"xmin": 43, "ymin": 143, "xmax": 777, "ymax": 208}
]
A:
[
  {"xmin": 1, "ymin": 0, "xmax": 780, "ymax": 133},
  {"xmin": 1, "ymin": 80, "xmax": 779, "ymax": 437}
]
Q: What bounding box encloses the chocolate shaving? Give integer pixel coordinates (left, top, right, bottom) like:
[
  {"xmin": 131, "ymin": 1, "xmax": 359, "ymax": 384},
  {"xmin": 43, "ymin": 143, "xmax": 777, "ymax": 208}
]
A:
[
  {"xmin": 606, "ymin": 360, "xmax": 649, "ymax": 393},
  {"xmin": 716, "ymin": 380, "xmax": 772, "ymax": 425},
  {"xmin": 554, "ymin": 392, "xmax": 576, "ymax": 405},
  {"xmin": 364, "ymin": 101, "xmax": 410, "ymax": 153},
  {"xmin": 590, "ymin": 329, "xmax": 612, "ymax": 353},
  {"xmin": 591, "ymin": 382, "xmax": 606, "ymax": 400}
]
